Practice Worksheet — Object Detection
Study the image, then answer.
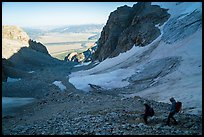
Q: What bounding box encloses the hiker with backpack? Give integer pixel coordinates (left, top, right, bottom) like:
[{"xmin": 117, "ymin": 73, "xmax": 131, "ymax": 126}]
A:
[
  {"xmin": 142, "ymin": 102, "xmax": 154, "ymax": 124},
  {"xmin": 166, "ymin": 97, "xmax": 182, "ymax": 126}
]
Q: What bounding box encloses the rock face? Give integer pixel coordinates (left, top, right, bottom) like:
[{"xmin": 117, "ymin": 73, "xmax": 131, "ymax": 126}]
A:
[
  {"xmin": 2, "ymin": 26, "xmax": 61, "ymax": 81},
  {"xmin": 28, "ymin": 39, "xmax": 49, "ymax": 55},
  {"xmin": 2, "ymin": 25, "xmax": 30, "ymax": 44},
  {"xmin": 93, "ymin": 2, "xmax": 170, "ymax": 61},
  {"xmin": 64, "ymin": 45, "xmax": 98, "ymax": 63},
  {"xmin": 2, "ymin": 26, "xmax": 49, "ymax": 59},
  {"xmin": 2, "ymin": 26, "xmax": 30, "ymax": 59}
]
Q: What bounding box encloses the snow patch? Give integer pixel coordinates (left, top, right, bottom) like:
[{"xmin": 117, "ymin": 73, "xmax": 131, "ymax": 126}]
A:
[
  {"xmin": 155, "ymin": 24, "xmax": 160, "ymax": 28},
  {"xmin": 7, "ymin": 77, "xmax": 21, "ymax": 82},
  {"xmin": 52, "ymin": 81, "xmax": 66, "ymax": 91},
  {"xmin": 28, "ymin": 71, "xmax": 35, "ymax": 73},
  {"xmin": 74, "ymin": 61, "xmax": 92, "ymax": 67},
  {"xmin": 69, "ymin": 69, "xmax": 135, "ymax": 92}
]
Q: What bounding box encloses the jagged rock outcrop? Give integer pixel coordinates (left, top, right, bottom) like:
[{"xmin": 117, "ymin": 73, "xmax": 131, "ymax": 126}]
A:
[
  {"xmin": 93, "ymin": 2, "xmax": 170, "ymax": 61},
  {"xmin": 28, "ymin": 39, "xmax": 49, "ymax": 55},
  {"xmin": 64, "ymin": 45, "xmax": 98, "ymax": 63}
]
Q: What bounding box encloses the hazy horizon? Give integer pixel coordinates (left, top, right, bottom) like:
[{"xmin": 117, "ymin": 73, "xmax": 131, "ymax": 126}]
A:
[{"xmin": 2, "ymin": 2, "xmax": 136, "ymax": 28}]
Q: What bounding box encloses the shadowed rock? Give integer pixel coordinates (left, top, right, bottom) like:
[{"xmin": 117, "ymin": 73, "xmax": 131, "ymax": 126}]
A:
[
  {"xmin": 93, "ymin": 2, "xmax": 170, "ymax": 61},
  {"xmin": 28, "ymin": 39, "xmax": 49, "ymax": 55}
]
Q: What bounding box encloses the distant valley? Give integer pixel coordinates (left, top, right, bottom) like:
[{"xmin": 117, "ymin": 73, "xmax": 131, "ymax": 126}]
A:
[{"xmin": 23, "ymin": 24, "xmax": 104, "ymax": 60}]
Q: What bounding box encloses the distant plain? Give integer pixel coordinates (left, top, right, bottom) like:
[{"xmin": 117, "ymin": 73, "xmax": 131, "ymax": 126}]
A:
[{"xmin": 23, "ymin": 24, "xmax": 103, "ymax": 60}]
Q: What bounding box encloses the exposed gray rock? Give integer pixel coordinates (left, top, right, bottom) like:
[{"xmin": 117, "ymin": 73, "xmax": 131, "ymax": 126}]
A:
[
  {"xmin": 93, "ymin": 2, "xmax": 170, "ymax": 61},
  {"xmin": 28, "ymin": 39, "xmax": 49, "ymax": 55}
]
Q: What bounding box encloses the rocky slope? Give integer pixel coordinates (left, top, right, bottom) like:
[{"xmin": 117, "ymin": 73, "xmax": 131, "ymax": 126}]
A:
[
  {"xmin": 93, "ymin": 2, "xmax": 170, "ymax": 61},
  {"xmin": 2, "ymin": 89, "xmax": 202, "ymax": 135}
]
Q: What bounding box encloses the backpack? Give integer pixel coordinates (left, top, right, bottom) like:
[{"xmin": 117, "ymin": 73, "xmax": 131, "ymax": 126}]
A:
[
  {"xmin": 175, "ymin": 101, "xmax": 182, "ymax": 113},
  {"xmin": 149, "ymin": 107, "xmax": 154, "ymax": 117}
]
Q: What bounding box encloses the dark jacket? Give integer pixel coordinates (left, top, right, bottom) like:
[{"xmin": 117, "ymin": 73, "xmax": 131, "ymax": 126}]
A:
[
  {"xmin": 170, "ymin": 98, "xmax": 176, "ymax": 113},
  {"xmin": 144, "ymin": 104, "xmax": 151, "ymax": 115}
]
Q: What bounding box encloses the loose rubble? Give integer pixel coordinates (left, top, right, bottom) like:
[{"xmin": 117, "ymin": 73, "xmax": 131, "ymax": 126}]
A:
[{"xmin": 2, "ymin": 90, "xmax": 202, "ymax": 135}]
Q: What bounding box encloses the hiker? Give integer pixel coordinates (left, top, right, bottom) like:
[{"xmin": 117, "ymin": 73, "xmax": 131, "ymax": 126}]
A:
[
  {"xmin": 166, "ymin": 97, "xmax": 180, "ymax": 126},
  {"xmin": 142, "ymin": 102, "xmax": 154, "ymax": 124}
]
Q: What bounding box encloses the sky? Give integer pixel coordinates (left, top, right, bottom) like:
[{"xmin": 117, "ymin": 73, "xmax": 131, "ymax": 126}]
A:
[{"xmin": 2, "ymin": 2, "xmax": 136, "ymax": 27}]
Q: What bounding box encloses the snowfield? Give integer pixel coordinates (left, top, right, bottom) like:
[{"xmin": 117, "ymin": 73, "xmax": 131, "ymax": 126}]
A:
[
  {"xmin": 69, "ymin": 33, "xmax": 162, "ymax": 92},
  {"xmin": 69, "ymin": 2, "xmax": 202, "ymax": 115},
  {"xmin": 122, "ymin": 29, "xmax": 202, "ymax": 115}
]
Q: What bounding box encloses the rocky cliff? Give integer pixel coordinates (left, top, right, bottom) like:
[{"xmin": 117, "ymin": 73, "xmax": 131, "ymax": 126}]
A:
[
  {"xmin": 2, "ymin": 26, "xmax": 49, "ymax": 59},
  {"xmin": 2, "ymin": 26, "xmax": 30, "ymax": 59},
  {"xmin": 93, "ymin": 2, "xmax": 170, "ymax": 61},
  {"xmin": 2, "ymin": 25, "xmax": 30, "ymax": 44},
  {"xmin": 2, "ymin": 26, "xmax": 60, "ymax": 81}
]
